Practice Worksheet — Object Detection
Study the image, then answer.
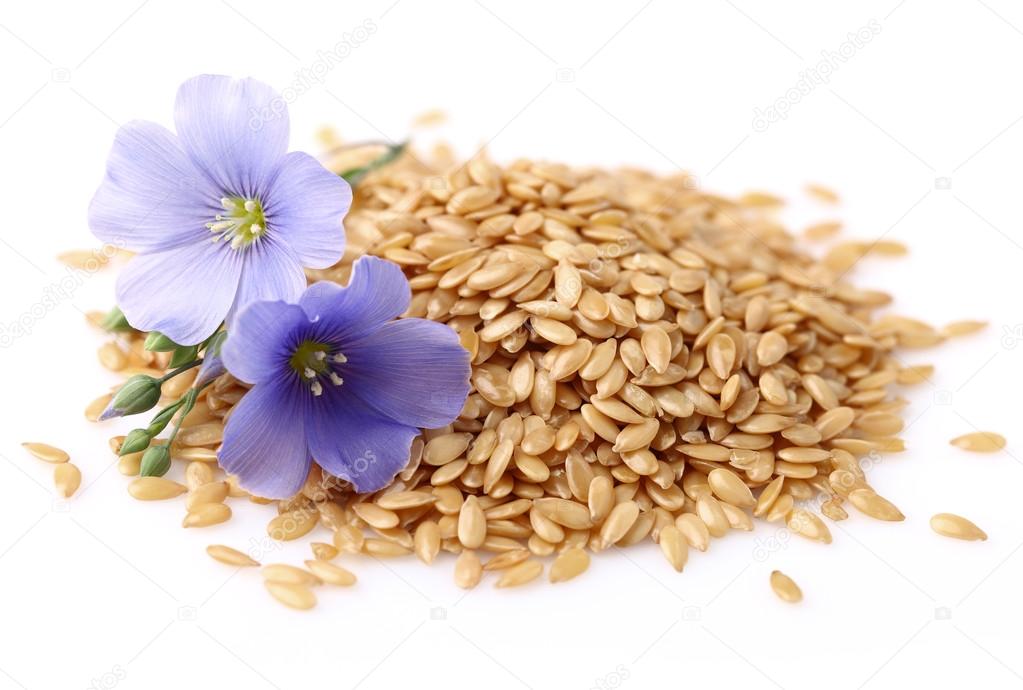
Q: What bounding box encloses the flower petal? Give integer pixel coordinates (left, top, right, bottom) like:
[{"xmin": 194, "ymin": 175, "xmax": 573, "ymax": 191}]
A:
[
  {"xmin": 226, "ymin": 238, "xmax": 306, "ymax": 330},
  {"xmin": 342, "ymin": 319, "xmax": 471, "ymax": 429},
  {"xmin": 220, "ymin": 380, "xmax": 311, "ymax": 500},
  {"xmin": 116, "ymin": 242, "xmax": 241, "ymax": 345},
  {"xmin": 222, "ymin": 300, "xmax": 309, "ymax": 385},
  {"xmin": 306, "ymin": 390, "xmax": 418, "ymax": 493},
  {"xmin": 173, "ymin": 75, "xmax": 288, "ymax": 198},
  {"xmin": 263, "ymin": 151, "xmax": 350, "ymax": 269},
  {"xmin": 89, "ymin": 120, "xmax": 217, "ymax": 253},
  {"xmin": 299, "ymin": 256, "xmax": 410, "ymax": 341}
]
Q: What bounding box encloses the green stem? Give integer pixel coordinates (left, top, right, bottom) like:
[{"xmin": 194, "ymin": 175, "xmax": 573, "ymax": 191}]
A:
[
  {"xmin": 166, "ymin": 378, "xmax": 217, "ymax": 445},
  {"xmin": 158, "ymin": 359, "xmax": 202, "ymax": 383}
]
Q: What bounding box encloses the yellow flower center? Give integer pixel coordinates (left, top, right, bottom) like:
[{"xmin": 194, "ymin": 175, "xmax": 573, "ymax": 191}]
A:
[{"xmin": 206, "ymin": 197, "xmax": 266, "ymax": 249}]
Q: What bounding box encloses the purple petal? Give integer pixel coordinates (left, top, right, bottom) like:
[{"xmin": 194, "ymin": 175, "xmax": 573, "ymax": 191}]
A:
[
  {"xmin": 343, "ymin": 319, "xmax": 471, "ymax": 429},
  {"xmin": 264, "ymin": 152, "xmax": 350, "ymax": 269},
  {"xmin": 116, "ymin": 242, "xmax": 241, "ymax": 346},
  {"xmin": 89, "ymin": 120, "xmax": 217, "ymax": 253},
  {"xmin": 299, "ymin": 257, "xmax": 410, "ymax": 341},
  {"xmin": 222, "ymin": 300, "xmax": 309, "ymax": 385},
  {"xmin": 226, "ymin": 238, "xmax": 306, "ymax": 330},
  {"xmin": 220, "ymin": 380, "xmax": 310, "ymax": 499},
  {"xmin": 306, "ymin": 390, "xmax": 418, "ymax": 493},
  {"xmin": 173, "ymin": 75, "xmax": 288, "ymax": 198}
]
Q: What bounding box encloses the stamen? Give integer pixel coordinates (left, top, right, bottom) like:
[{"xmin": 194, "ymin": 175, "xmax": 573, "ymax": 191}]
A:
[
  {"xmin": 329, "ymin": 372, "xmax": 344, "ymax": 386},
  {"xmin": 206, "ymin": 196, "xmax": 267, "ymax": 250},
  {"xmin": 310, "ymin": 381, "xmax": 323, "ymax": 397},
  {"xmin": 313, "ymin": 351, "xmax": 326, "ymax": 361},
  {"xmin": 303, "ymin": 367, "xmax": 317, "ymax": 379},
  {"xmin": 332, "ymin": 353, "xmax": 348, "ymax": 363}
]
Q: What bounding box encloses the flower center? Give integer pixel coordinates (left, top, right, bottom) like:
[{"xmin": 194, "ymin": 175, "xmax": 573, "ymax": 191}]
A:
[
  {"xmin": 206, "ymin": 196, "xmax": 267, "ymax": 249},
  {"xmin": 289, "ymin": 340, "xmax": 347, "ymax": 397}
]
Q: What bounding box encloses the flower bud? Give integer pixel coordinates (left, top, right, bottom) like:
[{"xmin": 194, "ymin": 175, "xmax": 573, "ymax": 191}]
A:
[
  {"xmin": 100, "ymin": 375, "xmax": 162, "ymax": 420},
  {"xmin": 119, "ymin": 428, "xmax": 152, "ymax": 455},
  {"xmin": 101, "ymin": 306, "xmax": 132, "ymax": 333},
  {"xmin": 169, "ymin": 344, "xmax": 200, "ymax": 368},
  {"xmin": 139, "ymin": 445, "xmax": 171, "ymax": 477},
  {"xmin": 195, "ymin": 332, "xmax": 228, "ymax": 388},
  {"xmin": 144, "ymin": 331, "xmax": 179, "ymax": 352},
  {"xmin": 146, "ymin": 401, "xmax": 182, "ymax": 436}
]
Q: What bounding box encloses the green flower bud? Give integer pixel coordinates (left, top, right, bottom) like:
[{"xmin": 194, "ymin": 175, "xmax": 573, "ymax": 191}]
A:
[
  {"xmin": 169, "ymin": 344, "xmax": 200, "ymax": 368},
  {"xmin": 139, "ymin": 445, "xmax": 171, "ymax": 477},
  {"xmin": 119, "ymin": 428, "xmax": 152, "ymax": 456},
  {"xmin": 101, "ymin": 306, "xmax": 132, "ymax": 333},
  {"xmin": 100, "ymin": 375, "xmax": 162, "ymax": 420},
  {"xmin": 146, "ymin": 400, "xmax": 183, "ymax": 437},
  {"xmin": 144, "ymin": 331, "xmax": 179, "ymax": 352}
]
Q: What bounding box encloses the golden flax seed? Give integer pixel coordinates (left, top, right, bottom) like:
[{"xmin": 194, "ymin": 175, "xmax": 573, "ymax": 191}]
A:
[{"xmin": 929, "ymin": 513, "xmax": 987, "ymax": 541}]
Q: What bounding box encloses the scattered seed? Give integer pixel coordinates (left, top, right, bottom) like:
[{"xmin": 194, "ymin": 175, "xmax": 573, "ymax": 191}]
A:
[
  {"xmin": 483, "ymin": 549, "xmax": 531, "ymax": 571},
  {"xmin": 848, "ymin": 489, "xmax": 904, "ymax": 522},
  {"xmin": 265, "ymin": 582, "xmax": 316, "ymax": 610},
  {"xmin": 708, "ymin": 468, "xmax": 755, "ymax": 507},
  {"xmin": 786, "ymin": 509, "xmax": 831, "ymax": 543},
  {"xmin": 185, "ymin": 481, "xmax": 228, "ymax": 511},
  {"xmin": 549, "ymin": 547, "xmax": 590, "ymax": 583},
  {"xmin": 929, "ymin": 513, "xmax": 987, "ymax": 541},
  {"xmin": 363, "ymin": 538, "xmax": 412, "ymax": 557},
  {"xmin": 658, "ymin": 525, "xmax": 688, "ymax": 572},
  {"xmin": 53, "ymin": 463, "xmax": 81, "ymax": 498},
  {"xmin": 351, "ymin": 502, "xmax": 399, "ymax": 529},
  {"xmin": 310, "ymin": 542, "xmax": 339, "ymax": 561},
  {"xmin": 262, "ymin": 563, "xmax": 320, "ymax": 586},
  {"xmin": 803, "ymin": 221, "xmax": 841, "ymax": 240},
  {"xmin": 414, "ymin": 520, "xmax": 441, "ymax": 564},
  {"xmin": 942, "ymin": 320, "xmax": 986, "ymax": 337},
  {"xmin": 267, "ymin": 510, "xmax": 318, "ymax": 541},
  {"xmin": 305, "ymin": 560, "xmax": 357, "ymax": 586},
  {"xmin": 675, "ymin": 514, "xmax": 710, "ymax": 552},
  {"xmin": 84, "ymin": 394, "xmax": 112, "ymax": 422},
  {"xmin": 458, "ymin": 495, "xmax": 487, "ymax": 548},
  {"xmin": 454, "ymin": 550, "xmax": 482, "ymax": 589},
  {"xmin": 770, "ymin": 570, "xmax": 802, "ymax": 603},
  {"xmin": 206, "ymin": 544, "xmax": 259, "ymax": 567},
  {"xmin": 950, "ymin": 432, "xmax": 1006, "ymax": 453},
  {"xmin": 183, "ymin": 503, "xmax": 231, "ymax": 528},
  {"xmin": 22, "ymin": 442, "xmax": 69, "ymax": 464},
  {"xmin": 128, "ymin": 477, "xmax": 186, "ymax": 501},
  {"xmin": 334, "ymin": 524, "xmax": 365, "ymax": 554},
  {"xmin": 599, "ymin": 501, "xmax": 640, "ymax": 548},
  {"xmin": 495, "ymin": 559, "xmax": 543, "ymax": 588}
]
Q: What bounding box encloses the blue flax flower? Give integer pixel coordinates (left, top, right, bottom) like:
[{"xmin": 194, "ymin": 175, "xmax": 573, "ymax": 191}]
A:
[
  {"xmin": 89, "ymin": 74, "xmax": 351, "ymax": 345},
  {"xmin": 219, "ymin": 256, "xmax": 471, "ymax": 498}
]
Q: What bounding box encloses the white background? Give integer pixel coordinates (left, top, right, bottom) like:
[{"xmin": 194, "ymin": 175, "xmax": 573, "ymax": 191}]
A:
[{"xmin": 1, "ymin": 1, "xmax": 1022, "ymax": 688}]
